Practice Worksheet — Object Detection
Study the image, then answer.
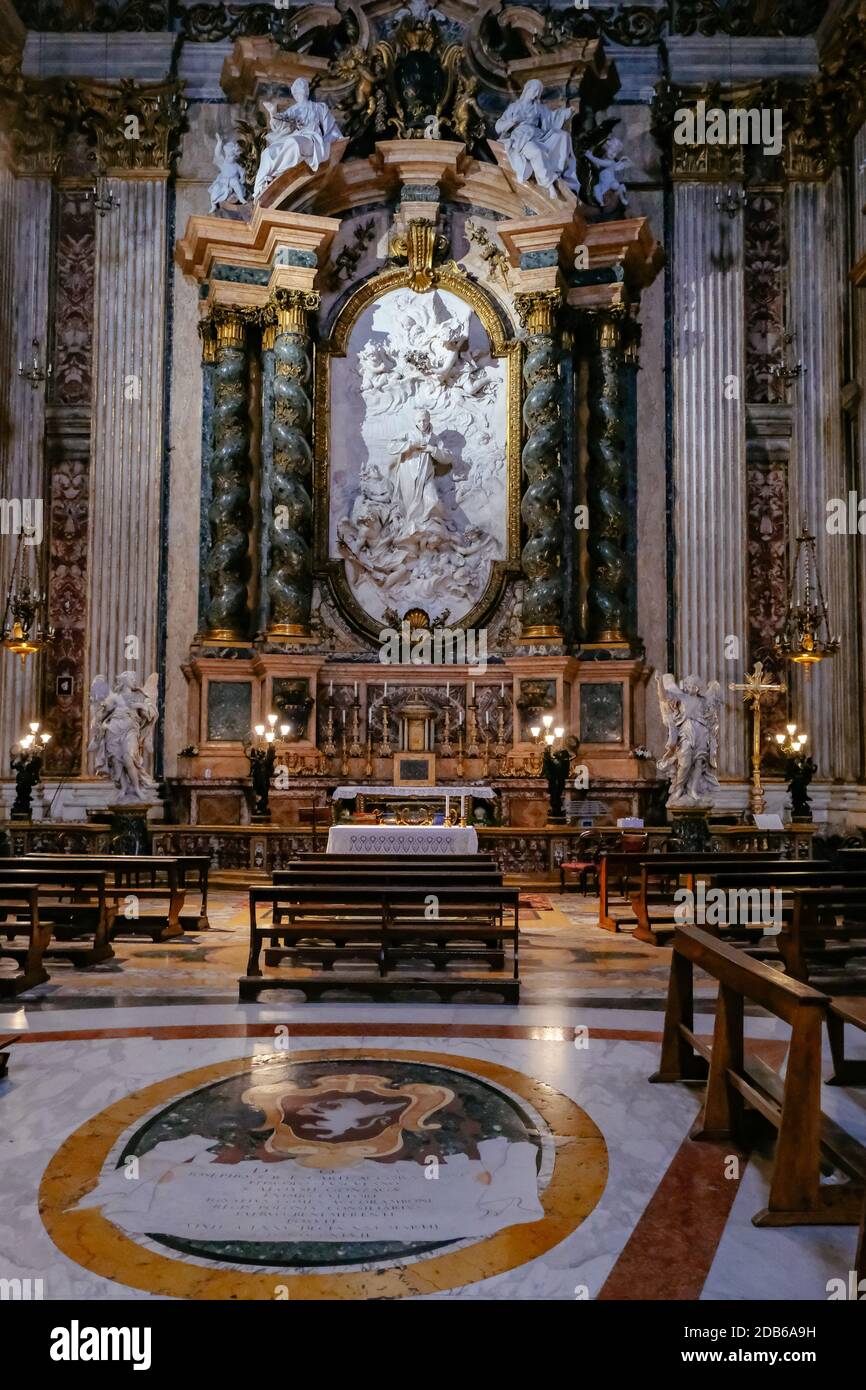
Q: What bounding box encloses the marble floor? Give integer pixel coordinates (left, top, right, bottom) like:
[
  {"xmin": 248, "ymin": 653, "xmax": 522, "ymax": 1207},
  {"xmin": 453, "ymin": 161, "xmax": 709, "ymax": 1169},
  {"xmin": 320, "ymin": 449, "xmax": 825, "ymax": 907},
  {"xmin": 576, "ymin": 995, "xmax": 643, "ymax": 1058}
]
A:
[{"xmin": 1, "ymin": 890, "xmax": 864, "ymax": 1302}]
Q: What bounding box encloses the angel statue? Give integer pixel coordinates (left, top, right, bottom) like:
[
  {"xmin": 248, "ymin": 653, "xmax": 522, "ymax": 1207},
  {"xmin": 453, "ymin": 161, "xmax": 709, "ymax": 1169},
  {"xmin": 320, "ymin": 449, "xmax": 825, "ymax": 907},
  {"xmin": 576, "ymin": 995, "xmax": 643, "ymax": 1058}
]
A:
[
  {"xmin": 89, "ymin": 672, "xmax": 160, "ymax": 804},
  {"xmin": 494, "ymin": 79, "xmax": 581, "ymax": 194},
  {"xmin": 656, "ymin": 672, "xmax": 724, "ymax": 808},
  {"xmin": 253, "ymin": 79, "xmax": 342, "ymax": 200},
  {"xmin": 208, "ymin": 134, "xmax": 247, "ymax": 213},
  {"xmin": 585, "ymin": 134, "xmax": 630, "ymax": 209}
]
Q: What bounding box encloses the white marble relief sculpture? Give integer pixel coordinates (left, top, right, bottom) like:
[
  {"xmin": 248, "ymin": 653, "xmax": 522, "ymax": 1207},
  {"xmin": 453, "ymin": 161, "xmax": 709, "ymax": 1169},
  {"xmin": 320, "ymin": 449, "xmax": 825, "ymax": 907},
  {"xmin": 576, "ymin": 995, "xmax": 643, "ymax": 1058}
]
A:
[
  {"xmin": 330, "ymin": 288, "xmax": 506, "ymax": 626},
  {"xmin": 656, "ymin": 673, "xmax": 724, "ymax": 807},
  {"xmin": 88, "ymin": 671, "xmax": 160, "ymax": 804},
  {"xmin": 585, "ymin": 134, "xmax": 630, "ymax": 208},
  {"xmin": 494, "ymin": 79, "xmax": 581, "ymax": 194},
  {"xmin": 253, "ymin": 78, "xmax": 343, "ymax": 200},
  {"xmin": 208, "ymin": 135, "xmax": 248, "ymax": 213}
]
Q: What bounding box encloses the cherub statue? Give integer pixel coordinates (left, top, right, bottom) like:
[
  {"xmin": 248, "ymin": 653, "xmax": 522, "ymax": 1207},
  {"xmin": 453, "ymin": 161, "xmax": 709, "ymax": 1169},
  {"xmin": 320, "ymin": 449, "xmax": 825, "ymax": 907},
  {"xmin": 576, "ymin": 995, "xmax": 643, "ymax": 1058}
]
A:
[
  {"xmin": 451, "ymin": 75, "xmax": 484, "ymax": 147},
  {"xmin": 585, "ymin": 134, "xmax": 630, "ymax": 208},
  {"xmin": 494, "ymin": 78, "xmax": 580, "ymax": 194},
  {"xmin": 208, "ymin": 133, "xmax": 248, "ymax": 213},
  {"xmin": 656, "ymin": 672, "xmax": 724, "ymax": 808},
  {"xmin": 88, "ymin": 672, "xmax": 160, "ymax": 804}
]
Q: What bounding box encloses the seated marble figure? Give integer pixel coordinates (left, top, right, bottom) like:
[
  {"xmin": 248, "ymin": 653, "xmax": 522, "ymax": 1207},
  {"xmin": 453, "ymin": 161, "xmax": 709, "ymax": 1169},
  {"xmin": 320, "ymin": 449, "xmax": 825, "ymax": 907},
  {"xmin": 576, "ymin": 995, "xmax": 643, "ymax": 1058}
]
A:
[{"xmin": 253, "ymin": 78, "xmax": 343, "ymax": 200}]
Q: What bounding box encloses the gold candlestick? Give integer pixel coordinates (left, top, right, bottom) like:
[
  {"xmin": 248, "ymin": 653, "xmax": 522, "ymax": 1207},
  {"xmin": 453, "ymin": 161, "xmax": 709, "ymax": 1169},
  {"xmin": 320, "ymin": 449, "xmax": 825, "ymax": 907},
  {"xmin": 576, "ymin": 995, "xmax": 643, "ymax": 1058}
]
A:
[
  {"xmin": 377, "ymin": 698, "xmax": 393, "ymax": 757},
  {"xmin": 340, "ymin": 728, "xmax": 350, "ymax": 777},
  {"xmin": 466, "ymin": 700, "xmax": 480, "ymax": 757},
  {"xmin": 322, "ymin": 701, "xmax": 337, "ymax": 759},
  {"xmin": 364, "ymin": 733, "xmax": 373, "ymax": 778},
  {"xmin": 456, "ymin": 730, "xmax": 464, "ymax": 779},
  {"xmin": 481, "ymin": 732, "xmax": 491, "ymax": 779},
  {"xmin": 349, "ymin": 700, "xmax": 363, "ymax": 757}
]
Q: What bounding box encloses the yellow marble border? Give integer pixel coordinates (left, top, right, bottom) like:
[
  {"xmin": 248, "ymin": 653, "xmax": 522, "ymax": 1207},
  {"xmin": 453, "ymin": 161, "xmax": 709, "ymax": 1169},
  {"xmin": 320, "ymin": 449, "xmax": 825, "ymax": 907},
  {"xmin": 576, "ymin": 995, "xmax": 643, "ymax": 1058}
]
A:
[{"xmin": 40, "ymin": 1048, "xmax": 607, "ymax": 1300}]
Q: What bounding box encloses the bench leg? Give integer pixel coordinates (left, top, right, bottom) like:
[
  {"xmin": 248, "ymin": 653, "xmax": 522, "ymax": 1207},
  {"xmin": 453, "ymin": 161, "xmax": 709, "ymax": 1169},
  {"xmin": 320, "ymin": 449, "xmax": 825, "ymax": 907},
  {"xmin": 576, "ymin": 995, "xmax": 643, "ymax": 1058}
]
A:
[
  {"xmin": 755, "ymin": 1008, "xmax": 825, "ymax": 1222},
  {"xmin": 692, "ymin": 984, "xmax": 744, "ymax": 1142},
  {"xmin": 827, "ymin": 1013, "xmax": 866, "ymax": 1085},
  {"xmin": 650, "ymin": 950, "xmax": 707, "ymax": 1083}
]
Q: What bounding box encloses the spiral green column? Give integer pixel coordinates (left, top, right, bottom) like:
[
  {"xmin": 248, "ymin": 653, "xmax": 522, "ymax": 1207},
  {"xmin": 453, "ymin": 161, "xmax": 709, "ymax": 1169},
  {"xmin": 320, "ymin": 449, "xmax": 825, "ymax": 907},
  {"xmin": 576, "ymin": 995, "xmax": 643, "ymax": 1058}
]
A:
[
  {"xmin": 516, "ymin": 290, "xmax": 564, "ymax": 640},
  {"xmin": 204, "ymin": 309, "xmax": 252, "ymax": 641},
  {"xmin": 586, "ymin": 312, "xmax": 629, "ymax": 645},
  {"xmin": 267, "ymin": 287, "xmax": 318, "ymax": 639}
]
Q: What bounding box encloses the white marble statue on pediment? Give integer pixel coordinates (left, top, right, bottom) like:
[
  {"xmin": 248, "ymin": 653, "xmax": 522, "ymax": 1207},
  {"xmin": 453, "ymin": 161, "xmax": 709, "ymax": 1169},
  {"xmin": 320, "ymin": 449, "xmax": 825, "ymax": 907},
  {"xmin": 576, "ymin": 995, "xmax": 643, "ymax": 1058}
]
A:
[
  {"xmin": 208, "ymin": 135, "xmax": 247, "ymax": 213},
  {"xmin": 330, "ymin": 288, "xmax": 506, "ymax": 627},
  {"xmin": 494, "ymin": 79, "xmax": 581, "ymax": 195},
  {"xmin": 253, "ymin": 78, "xmax": 342, "ymax": 200}
]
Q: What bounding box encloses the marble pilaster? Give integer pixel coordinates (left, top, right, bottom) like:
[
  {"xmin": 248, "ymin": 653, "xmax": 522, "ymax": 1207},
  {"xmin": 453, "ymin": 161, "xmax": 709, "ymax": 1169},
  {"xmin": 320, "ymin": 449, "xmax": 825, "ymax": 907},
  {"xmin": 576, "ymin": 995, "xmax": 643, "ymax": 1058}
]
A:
[
  {"xmin": 515, "ymin": 290, "xmax": 564, "ymax": 642},
  {"xmin": 0, "ymin": 169, "xmax": 51, "ymax": 760},
  {"xmin": 86, "ymin": 177, "xmax": 167, "ymax": 696},
  {"xmin": 672, "ymin": 182, "xmax": 747, "ymax": 777},
  {"xmin": 786, "ymin": 174, "xmax": 860, "ymax": 780}
]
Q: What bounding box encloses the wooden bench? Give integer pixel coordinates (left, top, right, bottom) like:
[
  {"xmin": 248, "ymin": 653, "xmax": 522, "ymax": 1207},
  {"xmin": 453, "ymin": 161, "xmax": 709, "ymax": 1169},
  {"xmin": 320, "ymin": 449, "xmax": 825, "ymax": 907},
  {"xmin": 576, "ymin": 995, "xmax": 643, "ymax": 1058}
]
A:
[
  {"xmin": 0, "ymin": 867, "xmax": 115, "ymax": 967},
  {"xmin": 651, "ymin": 924, "xmax": 866, "ymax": 1261},
  {"xmin": 5, "ymin": 855, "xmax": 190, "ymax": 941},
  {"xmin": 241, "ymin": 882, "xmax": 519, "ymax": 1002},
  {"xmin": 600, "ymin": 850, "xmax": 790, "ymax": 934},
  {"xmin": 827, "ymin": 996, "xmax": 866, "ymax": 1086},
  {"xmin": 0, "ymin": 886, "xmax": 48, "ymax": 997},
  {"xmin": 628, "ymin": 857, "xmax": 832, "ymax": 944},
  {"xmin": 0, "ymin": 1032, "xmax": 16, "ymax": 1080}
]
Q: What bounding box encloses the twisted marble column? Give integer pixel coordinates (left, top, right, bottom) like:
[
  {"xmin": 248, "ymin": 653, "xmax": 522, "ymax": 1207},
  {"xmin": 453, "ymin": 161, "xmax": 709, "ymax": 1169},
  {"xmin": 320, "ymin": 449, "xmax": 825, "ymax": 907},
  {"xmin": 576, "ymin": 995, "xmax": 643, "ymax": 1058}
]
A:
[
  {"xmin": 267, "ymin": 288, "xmax": 318, "ymax": 638},
  {"xmin": 516, "ymin": 291, "xmax": 563, "ymax": 640},
  {"xmin": 586, "ymin": 313, "xmax": 629, "ymax": 644},
  {"xmin": 204, "ymin": 309, "xmax": 251, "ymax": 641}
]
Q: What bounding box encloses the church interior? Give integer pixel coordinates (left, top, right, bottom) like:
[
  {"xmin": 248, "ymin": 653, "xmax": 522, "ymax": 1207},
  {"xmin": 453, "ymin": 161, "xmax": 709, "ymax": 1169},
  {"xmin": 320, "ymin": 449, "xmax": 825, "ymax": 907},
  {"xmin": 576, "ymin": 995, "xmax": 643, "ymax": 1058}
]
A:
[{"xmin": 2, "ymin": 0, "xmax": 866, "ymax": 1327}]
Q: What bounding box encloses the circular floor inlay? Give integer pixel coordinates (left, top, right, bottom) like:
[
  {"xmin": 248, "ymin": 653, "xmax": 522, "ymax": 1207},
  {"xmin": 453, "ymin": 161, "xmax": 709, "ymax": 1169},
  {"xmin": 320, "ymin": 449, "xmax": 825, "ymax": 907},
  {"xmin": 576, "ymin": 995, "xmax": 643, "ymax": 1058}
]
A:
[{"xmin": 40, "ymin": 1048, "xmax": 607, "ymax": 1299}]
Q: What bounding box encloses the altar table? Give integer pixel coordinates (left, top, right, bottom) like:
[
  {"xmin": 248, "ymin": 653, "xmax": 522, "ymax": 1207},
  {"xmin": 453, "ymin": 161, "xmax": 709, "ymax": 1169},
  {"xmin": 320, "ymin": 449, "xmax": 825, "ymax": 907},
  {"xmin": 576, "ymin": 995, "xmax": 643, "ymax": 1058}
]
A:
[{"xmin": 326, "ymin": 825, "xmax": 479, "ymax": 855}]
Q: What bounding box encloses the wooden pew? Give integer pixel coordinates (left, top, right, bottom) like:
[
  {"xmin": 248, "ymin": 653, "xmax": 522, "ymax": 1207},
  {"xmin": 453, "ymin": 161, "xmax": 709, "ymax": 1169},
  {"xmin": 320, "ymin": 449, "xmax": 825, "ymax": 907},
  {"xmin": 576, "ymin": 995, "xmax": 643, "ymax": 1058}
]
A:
[
  {"xmin": 826, "ymin": 996, "xmax": 866, "ymax": 1086},
  {"xmin": 0, "ymin": 867, "xmax": 114, "ymax": 967},
  {"xmin": 651, "ymin": 924, "xmax": 866, "ymax": 1238},
  {"xmin": 0, "ymin": 1032, "xmax": 16, "ymax": 1080},
  {"xmin": 629, "ymin": 857, "xmax": 832, "ymax": 944},
  {"xmin": 241, "ymin": 882, "xmax": 519, "ymax": 1002},
  {"xmin": 0, "ymin": 885, "xmax": 49, "ymax": 997},
  {"xmin": 600, "ymin": 850, "xmax": 790, "ymax": 934},
  {"xmin": 6, "ymin": 855, "xmax": 188, "ymax": 942}
]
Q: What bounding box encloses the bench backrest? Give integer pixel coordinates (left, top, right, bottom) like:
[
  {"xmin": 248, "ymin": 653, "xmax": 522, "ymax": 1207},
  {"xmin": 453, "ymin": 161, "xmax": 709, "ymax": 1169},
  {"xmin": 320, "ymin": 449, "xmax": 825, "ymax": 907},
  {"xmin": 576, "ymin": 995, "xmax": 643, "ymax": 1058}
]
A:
[{"xmin": 672, "ymin": 923, "xmax": 828, "ymax": 1024}]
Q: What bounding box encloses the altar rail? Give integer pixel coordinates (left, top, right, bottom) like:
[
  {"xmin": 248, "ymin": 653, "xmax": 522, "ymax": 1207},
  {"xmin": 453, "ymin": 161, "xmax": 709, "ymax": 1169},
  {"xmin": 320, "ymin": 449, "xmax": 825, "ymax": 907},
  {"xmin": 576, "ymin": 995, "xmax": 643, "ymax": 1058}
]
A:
[{"xmin": 147, "ymin": 823, "xmax": 815, "ymax": 876}]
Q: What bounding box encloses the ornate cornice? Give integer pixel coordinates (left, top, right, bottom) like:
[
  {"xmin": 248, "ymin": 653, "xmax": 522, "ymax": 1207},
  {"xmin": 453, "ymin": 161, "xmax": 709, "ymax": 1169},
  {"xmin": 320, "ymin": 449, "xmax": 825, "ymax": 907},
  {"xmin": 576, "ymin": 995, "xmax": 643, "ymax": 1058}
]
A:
[{"xmin": 0, "ymin": 62, "xmax": 186, "ymax": 176}]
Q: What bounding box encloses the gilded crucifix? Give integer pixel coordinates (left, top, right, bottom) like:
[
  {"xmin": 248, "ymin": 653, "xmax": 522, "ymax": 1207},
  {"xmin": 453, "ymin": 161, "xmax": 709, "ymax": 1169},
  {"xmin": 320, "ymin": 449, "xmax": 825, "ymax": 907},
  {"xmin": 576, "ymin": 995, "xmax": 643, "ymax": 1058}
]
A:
[{"xmin": 729, "ymin": 662, "xmax": 787, "ymax": 816}]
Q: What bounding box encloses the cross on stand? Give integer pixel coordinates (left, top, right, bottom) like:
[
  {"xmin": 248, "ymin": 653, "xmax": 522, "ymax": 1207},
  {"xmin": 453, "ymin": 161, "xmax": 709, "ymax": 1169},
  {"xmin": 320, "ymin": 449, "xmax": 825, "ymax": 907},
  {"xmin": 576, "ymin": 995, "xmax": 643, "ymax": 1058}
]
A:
[{"xmin": 729, "ymin": 661, "xmax": 787, "ymax": 816}]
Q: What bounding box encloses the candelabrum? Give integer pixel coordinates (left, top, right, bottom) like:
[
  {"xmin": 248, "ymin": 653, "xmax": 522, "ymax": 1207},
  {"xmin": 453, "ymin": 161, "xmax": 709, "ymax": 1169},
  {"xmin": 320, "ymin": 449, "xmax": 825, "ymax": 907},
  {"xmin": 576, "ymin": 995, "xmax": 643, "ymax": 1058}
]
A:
[
  {"xmin": 466, "ymin": 699, "xmax": 480, "ymax": 757},
  {"xmin": 10, "ymin": 721, "xmax": 51, "ymax": 820},
  {"xmin": 17, "ymin": 339, "xmax": 51, "ymax": 389},
  {"xmin": 440, "ymin": 706, "xmax": 454, "ymax": 756},
  {"xmin": 377, "ymin": 698, "xmax": 394, "ymax": 757},
  {"xmin": 321, "ymin": 700, "xmax": 337, "ymax": 759},
  {"xmin": 340, "ymin": 727, "xmax": 350, "ymax": 777},
  {"xmin": 246, "ymin": 730, "xmax": 277, "ymax": 820},
  {"xmin": 456, "ymin": 731, "xmax": 465, "ymax": 779},
  {"xmin": 364, "ymin": 733, "xmax": 373, "ymax": 779},
  {"xmin": 349, "ymin": 700, "xmax": 363, "ymax": 758},
  {"xmin": 481, "ymin": 732, "xmax": 491, "ymax": 780}
]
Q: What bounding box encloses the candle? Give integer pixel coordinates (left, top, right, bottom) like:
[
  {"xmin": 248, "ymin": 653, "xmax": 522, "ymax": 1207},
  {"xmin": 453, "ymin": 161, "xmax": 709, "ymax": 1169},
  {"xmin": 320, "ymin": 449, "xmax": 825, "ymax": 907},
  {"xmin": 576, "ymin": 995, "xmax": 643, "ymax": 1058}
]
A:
[
  {"xmin": 341, "ymin": 709, "xmax": 346, "ymax": 727},
  {"xmin": 445, "ymin": 794, "xmax": 450, "ymax": 818},
  {"xmin": 501, "ymin": 682, "xmax": 505, "ymax": 697},
  {"xmin": 485, "ymin": 710, "xmax": 489, "ymax": 726},
  {"xmin": 329, "ymin": 681, "xmax": 333, "ymax": 697},
  {"xmin": 368, "ymin": 705, "xmax": 372, "ymax": 727},
  {"xmin": 471, "ymin": 682, "xmax": 475, "ymax": 700},
  {"xmin": 384, "ymin": 681, "xmax": 388, "ymax": 697},
  {"xmin": 354, "ymin": 681, "xmax": 358, "ymax": 697},
  {"xmin": 446, "ymin": 681, "xmax": 450, "ymax": 697}
]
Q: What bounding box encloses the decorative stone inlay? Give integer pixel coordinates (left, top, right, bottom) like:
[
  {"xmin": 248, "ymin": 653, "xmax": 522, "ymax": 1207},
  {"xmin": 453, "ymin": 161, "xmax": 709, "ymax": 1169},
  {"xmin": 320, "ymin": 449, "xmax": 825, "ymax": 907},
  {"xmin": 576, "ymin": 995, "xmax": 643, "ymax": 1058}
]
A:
[
  {"xmin": 211, "ymin": 263, "xmax": 271, "ymax": 286},
  {"xmin": 274, "ymin": 247, "xmax": 318, "ymax": 268}
]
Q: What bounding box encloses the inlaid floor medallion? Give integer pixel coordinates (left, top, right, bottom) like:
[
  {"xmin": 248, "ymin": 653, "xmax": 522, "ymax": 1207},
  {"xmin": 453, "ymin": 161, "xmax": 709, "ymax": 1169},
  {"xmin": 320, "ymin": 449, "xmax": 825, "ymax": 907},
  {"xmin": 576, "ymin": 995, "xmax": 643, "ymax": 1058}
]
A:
[{"xmin": 40, "ymin": 1048, "xmax": 608, "ymax": 1299}]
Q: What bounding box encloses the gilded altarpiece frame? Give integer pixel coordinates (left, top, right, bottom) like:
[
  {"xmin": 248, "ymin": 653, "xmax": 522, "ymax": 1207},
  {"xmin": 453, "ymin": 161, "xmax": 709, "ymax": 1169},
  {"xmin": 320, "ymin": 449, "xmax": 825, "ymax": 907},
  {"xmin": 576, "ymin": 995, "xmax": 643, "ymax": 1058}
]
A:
[{"xmin": 313, "ymin": 266, "xmax": 522, "ymax": 642}]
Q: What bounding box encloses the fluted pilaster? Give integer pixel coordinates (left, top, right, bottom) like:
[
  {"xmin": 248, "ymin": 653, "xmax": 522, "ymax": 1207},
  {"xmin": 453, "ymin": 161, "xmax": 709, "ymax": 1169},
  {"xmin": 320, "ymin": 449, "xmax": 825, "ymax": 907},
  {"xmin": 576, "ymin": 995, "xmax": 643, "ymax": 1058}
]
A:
[
  {"xmin": 516, "ymin": 290, "xmax": 563, "ymax": 640},
  {"xmin": 673, "ymin": 183, "xmax": 747, "ymax": 776},
  {"xmin": 586, "ymin": 312, "xmax": 630, "ymax": 644},
  {"xmin": 787, "ymin": 174, "xmax": 860, "ymax": 779},
  {"xmin": 267, "ymin": 288, "xmax": 317, "ymax": 639},
  {"xmin": 0, "ymin": 171, "xmax": 51, "ymax": 759},
  {"xmin": 204, "ymin": 309, "xmax": 252, "ymax": 641},
  {"xmin": 87, "ymin": 177, "xmax": 167, "ymax": 689}
]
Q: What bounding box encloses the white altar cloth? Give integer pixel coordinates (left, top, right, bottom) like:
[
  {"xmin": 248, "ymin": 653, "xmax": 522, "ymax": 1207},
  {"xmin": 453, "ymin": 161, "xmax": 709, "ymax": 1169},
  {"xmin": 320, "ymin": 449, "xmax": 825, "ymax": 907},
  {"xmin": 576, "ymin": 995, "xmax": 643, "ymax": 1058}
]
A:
[
  {"xmin": 331, "ymin": 785, "xmax": 495, "ymax": 800},
  {"xmin": 326, "ymin": 825, "xmax": 479, "ymax": 855}
]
